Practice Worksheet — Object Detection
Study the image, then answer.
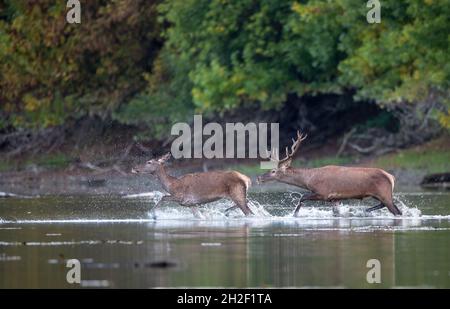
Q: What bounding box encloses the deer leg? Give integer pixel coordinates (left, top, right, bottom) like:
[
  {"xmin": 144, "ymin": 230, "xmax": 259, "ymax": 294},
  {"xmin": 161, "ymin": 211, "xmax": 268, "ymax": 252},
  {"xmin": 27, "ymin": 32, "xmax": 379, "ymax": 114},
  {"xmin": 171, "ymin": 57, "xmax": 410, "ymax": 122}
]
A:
[
  {"xmin": 366, "ymin": 203, "xmax": 385, "ymax": 212},
  {"xmin": 150, "ymin": 195, "xmax": 176, "ymax": 220},
  {"xmin": 190, "ymin": 206, "xmax": 203, "ymax": 219},
  {"xmin": 232, "ymin": 199, "xmax": 253, "ymax": 216},
  {"xmin": 224, "ymin": 206, "xmax": 239, "ymax": 216},
  {"xmin": 375, "ymin": 196, "xmax": 402, "ymax": 216},
  {"xmin": 294, "ymin": 192, "xmax": 322, "ymax": 217},
  {"xmin": 385, "ymin": 201, "xmax": 402, "ymax": 216},
  {"xmin": 332, "ymin": 201, "xmax": 341, "ymax": 216},
  {"xmin": 368, "ymin": 201, "xmax": 401, "ymax": 215},
  {"xmin": 230, "ymin": 186, "xmax": 254, "ymax": 216}
]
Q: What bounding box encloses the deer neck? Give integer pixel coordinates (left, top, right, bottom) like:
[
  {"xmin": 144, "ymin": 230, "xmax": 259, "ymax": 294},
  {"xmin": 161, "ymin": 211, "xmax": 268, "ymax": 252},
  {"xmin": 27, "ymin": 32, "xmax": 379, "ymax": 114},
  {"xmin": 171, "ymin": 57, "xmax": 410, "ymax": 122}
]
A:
[
  {"xmin": 155, "ymin": 166, "xmax": 177, "ymax": 193},
  {"xmin": 278, "ymin": 168, "xmax": 313, "ymax": 189}
]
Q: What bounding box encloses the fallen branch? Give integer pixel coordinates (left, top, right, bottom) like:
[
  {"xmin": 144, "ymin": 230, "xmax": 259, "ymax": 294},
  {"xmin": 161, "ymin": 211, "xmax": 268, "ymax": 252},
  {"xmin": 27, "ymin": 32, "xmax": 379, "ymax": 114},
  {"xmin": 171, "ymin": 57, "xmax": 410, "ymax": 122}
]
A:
[{"xmin": 336, "ymin": 128, "xmax": 356, "ymax": 157}]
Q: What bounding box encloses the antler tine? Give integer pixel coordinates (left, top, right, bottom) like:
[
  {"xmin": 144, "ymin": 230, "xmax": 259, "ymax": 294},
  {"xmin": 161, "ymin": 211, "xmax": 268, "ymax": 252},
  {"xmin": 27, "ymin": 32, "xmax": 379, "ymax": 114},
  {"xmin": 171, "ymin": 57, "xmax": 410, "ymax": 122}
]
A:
[
  {"xmin": 291, "ymin": 139, "xmax": 297, "ymax": 153},
  {"xmin": 297, "ymin": 130, "xmax": 307, "ymax": 142},
  {"xmin": 292, "ymin": 131, "xmax": 306, "ymax": 154},
  {"xmin": 279, "ymin": 130, "xmax": 307, "ymax": 163}
]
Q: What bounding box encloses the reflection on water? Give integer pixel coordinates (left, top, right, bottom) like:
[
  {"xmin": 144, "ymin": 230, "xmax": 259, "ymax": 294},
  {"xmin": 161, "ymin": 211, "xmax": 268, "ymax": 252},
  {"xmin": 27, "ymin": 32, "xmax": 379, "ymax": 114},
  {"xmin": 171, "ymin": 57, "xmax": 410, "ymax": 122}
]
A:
[{"xmin": 0, "ymin": 190, "xmax": 449, "ymax": 288}]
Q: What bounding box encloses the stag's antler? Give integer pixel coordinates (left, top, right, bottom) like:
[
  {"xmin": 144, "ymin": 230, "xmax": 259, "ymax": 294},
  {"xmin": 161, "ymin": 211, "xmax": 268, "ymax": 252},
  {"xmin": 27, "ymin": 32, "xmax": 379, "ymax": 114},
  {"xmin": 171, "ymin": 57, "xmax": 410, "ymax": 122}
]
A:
[{"xmin": 273, "ymin": 131, "xmax": 307, "ymax": 167}]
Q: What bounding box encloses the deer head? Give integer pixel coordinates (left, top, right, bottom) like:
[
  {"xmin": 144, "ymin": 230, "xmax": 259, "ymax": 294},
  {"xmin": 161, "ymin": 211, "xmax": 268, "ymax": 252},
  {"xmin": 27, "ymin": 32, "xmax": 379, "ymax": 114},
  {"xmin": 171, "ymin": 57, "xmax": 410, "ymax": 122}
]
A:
[
  {"xmin": 257, "ymin": 131, "xmax": 307, "ymax": 183},
  {"xmin": 131, "ymin": 153, "xmax": 171, "ymax": 174}
]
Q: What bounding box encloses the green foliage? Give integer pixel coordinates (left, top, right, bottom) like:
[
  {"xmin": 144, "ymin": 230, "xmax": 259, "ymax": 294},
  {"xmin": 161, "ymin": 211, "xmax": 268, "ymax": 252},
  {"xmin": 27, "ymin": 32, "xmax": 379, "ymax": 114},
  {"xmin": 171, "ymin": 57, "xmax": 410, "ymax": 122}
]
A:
[
  {"xmin": 159, "ymin": 0, "xmax": 344, "ymax": 111},
  {"xmin": 338, "ymin": 0, "xmax": 450, "ymax": 105},
  {"xmin": 357, "ymin": 110, "xmax": 399, "ymax": 133},
  {"xmin": 0, "ymin": 159, "xmax": 14, "ymax": 172},
  {"xmin": 0, "ymin": 0, "xmax": 162, "ymax": 129},
  {"xmin": 375, "ymin": 147, "xmax": 450, "ymax": 174},
  {"xmin": 158, "ymin": 0, "xmax": 449, "ymax": 125},
  {"xmin": 113, "ymin": 51, "xmax": 196, "ymax": 138},
  {"xmin": 0, "ymin": 0, "xmax": 449, "ymax": 134},
  {"xmin": 437, "ymin": 97, "xmax": 450, "ymax": 130},
  {"xmin": 27, "ymin": 153, "xmax": 72, "ymax": 169}
]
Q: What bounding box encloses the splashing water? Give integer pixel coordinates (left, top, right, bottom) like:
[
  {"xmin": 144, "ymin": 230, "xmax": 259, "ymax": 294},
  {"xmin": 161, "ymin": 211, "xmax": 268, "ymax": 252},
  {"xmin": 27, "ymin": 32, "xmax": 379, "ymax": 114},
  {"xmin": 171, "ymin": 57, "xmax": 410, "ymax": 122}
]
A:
[
  {"xmin": 1, "ymin": 190, "xmax": 448, "ymax": 225},
  {"xmin": 123, "ymin": 191, "xmax": 165, "ymax": 203},
  {"xmin": 1, "ymin": 189, "xmax": 449, "ymax": 289},
  {"xmin": 118, "ymin": 190, "xmax": 449, "ymax": 222},
  {"xmin": 248, "ymin": 199, "xmax": 272, "ymax": 217}
]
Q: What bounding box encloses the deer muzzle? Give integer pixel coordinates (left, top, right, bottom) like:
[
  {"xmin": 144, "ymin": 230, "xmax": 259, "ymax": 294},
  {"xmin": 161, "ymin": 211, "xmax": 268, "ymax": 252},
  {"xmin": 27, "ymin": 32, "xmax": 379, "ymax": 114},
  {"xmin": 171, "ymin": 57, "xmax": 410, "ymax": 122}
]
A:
[{"xmin": 257, "ymin": 173, "xmax": 271, "ymax": 184}]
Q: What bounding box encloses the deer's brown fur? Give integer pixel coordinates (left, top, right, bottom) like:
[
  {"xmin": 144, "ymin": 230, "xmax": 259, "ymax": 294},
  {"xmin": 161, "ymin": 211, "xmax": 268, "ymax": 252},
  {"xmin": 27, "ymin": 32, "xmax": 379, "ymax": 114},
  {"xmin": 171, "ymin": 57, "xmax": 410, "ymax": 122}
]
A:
[
  {"xmin": 258, "ymin": 131, "xmax": 401, "ymax": 216},
  {"xmin": 132, "ymin": 154, "xmax": 253, "ymax": 218}
]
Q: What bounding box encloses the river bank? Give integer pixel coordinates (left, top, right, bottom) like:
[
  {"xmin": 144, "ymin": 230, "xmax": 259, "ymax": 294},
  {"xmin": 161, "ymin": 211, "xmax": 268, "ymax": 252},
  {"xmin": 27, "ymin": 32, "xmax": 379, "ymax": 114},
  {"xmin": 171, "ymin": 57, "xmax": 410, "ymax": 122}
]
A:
[{"xmin": 1, "ymin": 135, "xmax": 448, "ymax": 196}]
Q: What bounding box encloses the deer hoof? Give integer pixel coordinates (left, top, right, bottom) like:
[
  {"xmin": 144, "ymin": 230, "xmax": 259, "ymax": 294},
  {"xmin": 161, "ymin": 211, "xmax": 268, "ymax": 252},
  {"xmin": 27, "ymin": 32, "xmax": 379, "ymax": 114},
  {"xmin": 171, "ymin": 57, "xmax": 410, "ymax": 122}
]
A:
[{"xmin": 332, "ymin": 207, "xmax": 339, "ymax": 216}]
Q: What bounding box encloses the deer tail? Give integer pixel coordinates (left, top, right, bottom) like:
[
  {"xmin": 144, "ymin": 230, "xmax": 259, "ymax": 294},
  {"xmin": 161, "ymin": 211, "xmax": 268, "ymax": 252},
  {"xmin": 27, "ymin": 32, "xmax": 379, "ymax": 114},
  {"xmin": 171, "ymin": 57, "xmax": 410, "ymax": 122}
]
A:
[
  {"xmin": 234, "ymin": 172, "xmax": 252, "ymax": 191},
  {"xmin": 381, "ymin": 170, "xmax": 395, "ymax": 193}
]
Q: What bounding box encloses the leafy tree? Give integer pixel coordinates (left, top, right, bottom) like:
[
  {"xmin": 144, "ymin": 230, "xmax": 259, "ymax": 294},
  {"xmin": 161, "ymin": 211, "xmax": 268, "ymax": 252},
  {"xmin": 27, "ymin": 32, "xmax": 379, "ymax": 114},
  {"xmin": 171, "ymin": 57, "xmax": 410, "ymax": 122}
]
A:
[
  {"xmin": 157, "ymin": 0, "xmax": 449, "ymax": 127},
  {"xmin": 1, "ymin": 0, "xmax": 448, "ymax": 135},
  {"xmin": 0, "ymin": 0, "xmax": 162, "ymax": 129},
  {"xmin": 113, "ymin": 50, "xmax": 196, "ymax": 138}
]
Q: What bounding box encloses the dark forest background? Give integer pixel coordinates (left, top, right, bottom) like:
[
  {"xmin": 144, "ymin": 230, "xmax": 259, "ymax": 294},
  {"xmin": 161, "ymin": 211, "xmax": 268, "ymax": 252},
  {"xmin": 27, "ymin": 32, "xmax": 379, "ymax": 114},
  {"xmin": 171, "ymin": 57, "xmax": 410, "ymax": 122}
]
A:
[{"xmin": 0, "ymin": 0, "xmax": 449, "ymax": 174}]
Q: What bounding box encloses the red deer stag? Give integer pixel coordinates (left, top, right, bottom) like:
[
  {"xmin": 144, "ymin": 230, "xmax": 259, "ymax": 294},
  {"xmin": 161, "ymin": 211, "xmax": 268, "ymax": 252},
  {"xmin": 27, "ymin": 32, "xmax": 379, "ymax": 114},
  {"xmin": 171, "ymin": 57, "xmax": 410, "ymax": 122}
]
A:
[
  {"xmin": 257, "ymin": 131, "xmax": 401, "ymax": 216},
  {"xmin": 132, "ymin": 153, "xmax": 253, "ymax": 218}
]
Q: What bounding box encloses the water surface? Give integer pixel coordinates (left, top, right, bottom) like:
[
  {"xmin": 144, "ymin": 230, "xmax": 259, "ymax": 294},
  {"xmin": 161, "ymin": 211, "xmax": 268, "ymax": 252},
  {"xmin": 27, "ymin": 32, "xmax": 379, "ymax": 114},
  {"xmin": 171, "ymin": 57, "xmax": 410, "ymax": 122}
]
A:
[{"xmin": 1, "ymin": 189, "xmax": 449, "ymax": 288}]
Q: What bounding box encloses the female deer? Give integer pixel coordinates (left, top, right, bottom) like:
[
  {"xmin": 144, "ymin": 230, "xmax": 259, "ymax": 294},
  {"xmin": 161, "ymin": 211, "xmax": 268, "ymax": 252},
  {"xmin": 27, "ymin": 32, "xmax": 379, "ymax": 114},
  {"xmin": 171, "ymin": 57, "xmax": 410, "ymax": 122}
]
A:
[{"xmin": 132, "ymin": 153, "xmax": 253, "ymax": 218}]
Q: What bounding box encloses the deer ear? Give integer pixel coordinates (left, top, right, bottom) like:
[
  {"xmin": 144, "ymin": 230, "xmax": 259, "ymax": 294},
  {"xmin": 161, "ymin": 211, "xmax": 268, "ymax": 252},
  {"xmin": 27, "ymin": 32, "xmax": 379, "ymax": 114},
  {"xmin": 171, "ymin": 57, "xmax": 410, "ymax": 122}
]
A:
[{"xmin": 157, "ymin": 152, "xmax": 172, "ymax": 163}]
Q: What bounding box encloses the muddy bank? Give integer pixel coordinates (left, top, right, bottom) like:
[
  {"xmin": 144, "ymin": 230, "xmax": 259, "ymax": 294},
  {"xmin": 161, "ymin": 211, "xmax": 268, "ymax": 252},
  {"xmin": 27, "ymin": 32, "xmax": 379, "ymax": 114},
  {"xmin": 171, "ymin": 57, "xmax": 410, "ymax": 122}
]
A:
[
  {"xmin": 0, "ymin": 163, "xmax": 432, "ymax": 197},
  {"xmin": 2, "ymin": 131, "xmax": 448, "ymax": 197}
]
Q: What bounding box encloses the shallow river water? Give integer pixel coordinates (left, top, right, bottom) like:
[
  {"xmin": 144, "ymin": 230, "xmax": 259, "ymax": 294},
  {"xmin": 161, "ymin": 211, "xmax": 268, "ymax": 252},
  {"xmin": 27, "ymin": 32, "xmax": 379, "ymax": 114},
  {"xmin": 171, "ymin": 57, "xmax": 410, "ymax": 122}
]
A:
[{"xmin": 1, "ymin": 188, "xmax": 449, "ymax": 288}]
